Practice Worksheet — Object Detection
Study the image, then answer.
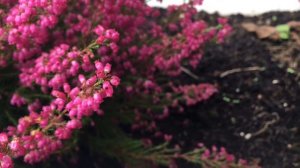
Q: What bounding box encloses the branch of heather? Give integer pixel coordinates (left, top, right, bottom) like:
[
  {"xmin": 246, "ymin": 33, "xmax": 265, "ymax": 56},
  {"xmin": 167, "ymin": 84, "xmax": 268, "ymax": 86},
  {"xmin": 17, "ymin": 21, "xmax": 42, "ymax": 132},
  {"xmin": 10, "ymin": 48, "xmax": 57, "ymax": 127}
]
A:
[
  {"xmin": 0, "ymin": 0, "xmax": 260, "ymax": 168},
  {"xmin": 0, "ymin": 28, "xmax": 120, "ymax": 167}
]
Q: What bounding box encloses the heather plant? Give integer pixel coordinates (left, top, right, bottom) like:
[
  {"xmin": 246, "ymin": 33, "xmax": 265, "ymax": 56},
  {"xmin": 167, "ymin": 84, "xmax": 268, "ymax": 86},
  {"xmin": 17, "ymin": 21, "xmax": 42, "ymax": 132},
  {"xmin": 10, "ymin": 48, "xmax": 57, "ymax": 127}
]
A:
[{"xmin": 0, "ymin": 0, "xmax": 259, "ymax": 168}]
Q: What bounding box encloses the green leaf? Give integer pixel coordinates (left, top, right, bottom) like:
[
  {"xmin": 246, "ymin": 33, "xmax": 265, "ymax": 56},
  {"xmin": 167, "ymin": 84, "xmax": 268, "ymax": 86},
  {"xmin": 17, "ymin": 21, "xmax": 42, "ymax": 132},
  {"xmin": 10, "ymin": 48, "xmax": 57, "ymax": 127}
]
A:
[
  {"xmin": 276, "ymin": 24, "xmax": 290, "ymax": 40},
  {"xmin": 287, "ymin": 68, "xmax": 296, "ymax": 74},
  {"xmin": 222, "ymin": 96, "xmax": 231, "ymax": 103}
]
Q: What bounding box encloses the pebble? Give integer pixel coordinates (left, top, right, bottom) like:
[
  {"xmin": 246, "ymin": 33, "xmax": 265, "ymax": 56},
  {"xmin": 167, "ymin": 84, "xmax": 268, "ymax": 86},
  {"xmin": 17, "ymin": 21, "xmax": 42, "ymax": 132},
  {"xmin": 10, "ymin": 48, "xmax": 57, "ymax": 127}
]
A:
[
  {"xmin": 245, "ymin": 133, "xmax": 252, "ymax": 140},
  {"xmin": 272, "ymin": 79, "xmax": 279, "ymax": 84}
]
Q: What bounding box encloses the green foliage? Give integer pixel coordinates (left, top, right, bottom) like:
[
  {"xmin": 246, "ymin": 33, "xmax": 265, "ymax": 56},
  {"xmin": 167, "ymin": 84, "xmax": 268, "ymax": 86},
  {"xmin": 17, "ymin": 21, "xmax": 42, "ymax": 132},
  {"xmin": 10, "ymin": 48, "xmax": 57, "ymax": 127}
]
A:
[
  {"xmin": 0, "ymin": 67, "xmax": 20, "ymax": 127},
  {"xmin": 276, "ymin": 24, "xmax": 290, "ymax": 40}
]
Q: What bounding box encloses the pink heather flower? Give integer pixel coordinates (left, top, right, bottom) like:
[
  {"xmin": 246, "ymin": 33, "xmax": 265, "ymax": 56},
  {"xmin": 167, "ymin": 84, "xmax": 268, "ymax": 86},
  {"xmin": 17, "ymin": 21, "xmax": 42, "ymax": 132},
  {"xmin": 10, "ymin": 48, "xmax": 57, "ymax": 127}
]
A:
[
  {"xmin": 55, "ymin": 128, "xmax": 72, "ymax": 140},
  {"xmin": 0, "ymin": 133, "xmax": 8, "ymax": 145},
  {"xmin": 10, "ymin": 93, "xmax": 26, "ymax": 107},
  {"xmin": 109, "ymin": 43, "xmax": 119, "ymax": 54},
  {"xmin": 104, "ymin": 63, "xmax": 111, "ymax": 73},
  {"xmin": 0, "ymin": 57, "xmax": 7, "ymax": 68},
  {"xmin": 78, "ymin": 74, "xmax": 86, "ymax": 84},
  {"xmin": 217, "ymin": 24, "xmax": 232, "ymax": 43},
  {"xmin": 66, "ymin": 119, "xmax": 82, "ymax": 130},
  {"xmin": 143, "ymin": 80, "xmax": 155, "ymax": 89},
  {"xmin": 239, "ymin": 159, "xmax": 248, "ymax": 165},
  {"xmin": 94, "ymin": 25, "xmax": 105, "ymax": 36},
  {"xmin": 51, "ymin": 90, "xmax": 67, "ymax": 100},
  {"xmin": 217, "ymin": 18, "xmax": 228, "ymax": 25},
  {"xmin": 69, "ymin": 87, "xmax": 80, "ymax": 99},
  {"xmin": 95, "ymin": 61, "xmax": 104, "ymax": 70},
  {"xmin": 17, "ymin": 118, "xmax": 31, "ymax": 133},
  {"xmin": 8, "ymin": 139, "xmax": 20, "ymax": 152},
  {"xmin": 164, "ymin": 134, "xmax": 173, "ymax": 142},
  {"xmin": 226, "ymin": 154, "xmax": 235, "ymax": 162},
  {"xmin": 201, "ymin": 149, "xmax": 211, "ymax": 159},
  {"xmin": 110, "ymin": 76, "xmax": 120, "ymax": 86},
  {"xmin": 96, "ymin": 36, "xmax": 106, "ymax": 44},
  {"xmin": 103, "ymin": 81, "xmax": 113, "ymax": 97},
  {"xmin": 175, "ymin": 84, "xmax": 218, "ymax": 106},
  {"xmin": 105, "ymin": 29, "xmax": 119, "ymax": 42},
  {"xmin": 0, "ymin": 0, "xmax": 239, "ymax": 167},
  {"xmin": 86, "ymin": 76, "xmax": 98, "ymax": 87},
  {"xmin": 63, "ymin": 83, "xmax": 71, "ymax": 93},
  {"xmin": 27, "ymin": 100, "xmax": 41, "ymax": 114},
  {"xmin": 0, "ymin": 155, "xmax": 13, "ymax": 168}
]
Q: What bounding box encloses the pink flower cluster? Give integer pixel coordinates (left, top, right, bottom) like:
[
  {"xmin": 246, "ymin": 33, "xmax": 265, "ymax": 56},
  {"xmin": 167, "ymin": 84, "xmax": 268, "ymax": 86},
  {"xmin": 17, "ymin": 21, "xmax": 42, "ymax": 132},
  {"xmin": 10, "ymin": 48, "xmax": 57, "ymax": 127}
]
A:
[
  {"xmin": 10, "ymin": 93, "xmax": 27, "ymax": 107},
  {"xmin": 0, "ymin": 55, "xmax": 119, "ymax": 166},
  {"xmin": 196, "ymin": 144, "xmax": 259, "ymax": 167},
  {"xmin": 0, "ymin": 16, "xmax": 120, "ymax": 166},
  {"xmin": 0, "ymin": 0, "xmax": 257, "ymax": 168},
  {"xmin": 0, "ymin": 153, "xmax": 13, "ymax": 168},
  {"xmin": 4, "ymin": 0, "xmax": 67, "ymax": 63},
  {"xmin": 174, "ymin": 84, "xmax": 218, "ymax": 106}
]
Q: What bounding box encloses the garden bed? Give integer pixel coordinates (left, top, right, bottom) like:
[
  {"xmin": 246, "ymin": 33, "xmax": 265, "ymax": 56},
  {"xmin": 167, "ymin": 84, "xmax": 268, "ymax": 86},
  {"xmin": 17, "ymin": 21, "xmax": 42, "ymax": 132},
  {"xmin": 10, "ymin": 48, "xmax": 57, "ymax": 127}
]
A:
[{"xmin": 169, "ymin": 11, "xmax": 300, "ymax": 168}]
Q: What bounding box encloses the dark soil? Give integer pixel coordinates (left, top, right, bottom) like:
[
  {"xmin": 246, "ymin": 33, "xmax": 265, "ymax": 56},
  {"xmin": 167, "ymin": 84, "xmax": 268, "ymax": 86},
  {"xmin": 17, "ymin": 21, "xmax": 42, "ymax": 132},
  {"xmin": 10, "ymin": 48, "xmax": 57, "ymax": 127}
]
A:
[{"xmin": 164, "ymin": 11, "xmax": 300, "ymax": 168}]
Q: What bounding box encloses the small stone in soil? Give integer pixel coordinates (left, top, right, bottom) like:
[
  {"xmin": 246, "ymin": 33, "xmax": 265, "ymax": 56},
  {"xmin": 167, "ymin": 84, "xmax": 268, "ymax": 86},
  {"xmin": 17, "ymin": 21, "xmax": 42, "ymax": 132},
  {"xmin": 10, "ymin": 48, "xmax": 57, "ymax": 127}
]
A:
[
  {"xmin": 244, "ymin": 133, "xmax": 252, "ymax": 140},
  {"xmin": 272, "ymin": 79, "xmax": 280, "ymax": 84}
]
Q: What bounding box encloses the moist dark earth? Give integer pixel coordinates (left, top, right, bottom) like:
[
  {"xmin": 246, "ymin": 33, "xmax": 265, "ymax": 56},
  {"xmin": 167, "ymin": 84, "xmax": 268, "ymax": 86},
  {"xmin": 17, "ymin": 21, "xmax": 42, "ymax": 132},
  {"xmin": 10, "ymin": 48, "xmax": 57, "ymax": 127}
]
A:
[
  {"xmin": 18, "ymin": 11, "xmax": 300, "ymax": 168},
  {"xmin": 175, "ymin": 11, "xmax": 300, "ymax": 168},
  {"xmin": 159, "ymin": 11, "xmax": 300, "ymax": 168}
]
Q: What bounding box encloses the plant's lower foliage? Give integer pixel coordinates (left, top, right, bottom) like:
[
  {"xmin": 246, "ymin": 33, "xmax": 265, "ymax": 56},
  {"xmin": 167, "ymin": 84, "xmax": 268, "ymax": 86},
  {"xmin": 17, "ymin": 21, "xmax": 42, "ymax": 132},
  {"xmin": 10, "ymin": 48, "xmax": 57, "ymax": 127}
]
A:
[
  {"xmin": 84, "ymin": 115, "xmax": 259, "ymax": 168},
  {"xmin": 0, "ymin": 0, "xmax": 260, "ymax": 168}
]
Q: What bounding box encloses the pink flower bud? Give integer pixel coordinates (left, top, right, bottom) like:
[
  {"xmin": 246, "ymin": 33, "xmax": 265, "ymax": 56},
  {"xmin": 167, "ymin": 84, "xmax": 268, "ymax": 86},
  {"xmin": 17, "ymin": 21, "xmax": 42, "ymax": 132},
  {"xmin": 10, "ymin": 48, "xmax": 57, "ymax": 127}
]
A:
[
  {"xmin": 164, "ymin": 134, "xmax": 173, "ymax": 142},
  {"xmin": 110, "ymin": 76, "xmax": 120, "ymax": 86},
  {"xmin": 78, "ymin": 74, "xmax": 86, "ymax": 84},
  {"xmin": 63, "ymin": 83, "xmax": 71, "ymax": 93},
  {"xmin": 9, "ymin": 139, "xmax": 20, "ymax": 151},
  {"xmin": 95, "ymin": 61, "xmax": 104, "ymax": 70},
  {"xmin": 0, "ymin": 155, "xmax": 13, "ymax": 168},
  {"xmin": 104, "ymin": 63, "xmax": 111, "ymax": 73},
  {"xmin": 86, "ymin": 76, "xmax": 97, "ymax": 87},
  {"xmin": 10, "ymin": 93, "xmax": 26, "ymax": 107},
  {"xmin": 55, "ymin": 128, "xmax": 72, "ymax": 140},
  {"xmin": 96, "ymin": 35, "xmax": 105, "ymax": 44},
  {"xmin": 69, "ymin": 87, "xmax": 80, "ymax": 99},
  {"xmin": 0, "ymin": 133, "xmax": 8, "ymax": 145},
  {"xmin": 94, "ymin": 25, "xmax": 105, "ymax": 35},
  {"xmin": 93, "ymin": 93, "xmax": 103, "ymax": 103},
  {"xmin": 51, "ymin": 90, "xmax": 66, "ymax": 100},
  {"xmin": 66, "ymin": 119, "xmax": 82, "ymax": 130},
  {"xmin": 105, "ymin": 29, "xmax": 119, "ymax": 42}
]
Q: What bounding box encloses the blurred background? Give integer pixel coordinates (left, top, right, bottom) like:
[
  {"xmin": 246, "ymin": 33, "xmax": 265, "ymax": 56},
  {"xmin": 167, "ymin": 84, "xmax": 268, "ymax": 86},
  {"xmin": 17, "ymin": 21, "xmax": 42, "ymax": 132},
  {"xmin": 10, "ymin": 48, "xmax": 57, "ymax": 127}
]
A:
[{"xmin": 148, "ymin": 0, "xmax": 300, "ymax": 15}]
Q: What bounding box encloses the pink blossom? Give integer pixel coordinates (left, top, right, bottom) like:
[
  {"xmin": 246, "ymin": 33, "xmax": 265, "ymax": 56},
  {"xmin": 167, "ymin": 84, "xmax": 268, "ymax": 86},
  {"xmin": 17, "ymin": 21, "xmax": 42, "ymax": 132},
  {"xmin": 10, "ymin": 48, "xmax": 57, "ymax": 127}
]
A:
[{"xmin": 10, "ymin": 93, "xmax": 26, "ymax": 107}]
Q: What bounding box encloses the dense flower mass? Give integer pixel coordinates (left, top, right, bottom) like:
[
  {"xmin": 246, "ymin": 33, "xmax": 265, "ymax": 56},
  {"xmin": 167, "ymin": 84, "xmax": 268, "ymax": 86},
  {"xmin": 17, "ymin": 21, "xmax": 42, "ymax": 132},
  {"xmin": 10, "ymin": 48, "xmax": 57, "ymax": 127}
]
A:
[
  {"xmin": 0, "ymin": 0, "xmax": 259, "ymax": 168},
  {"xmin": 0, "ymin": 18, "xmax": 120, "ymax": 166}
]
